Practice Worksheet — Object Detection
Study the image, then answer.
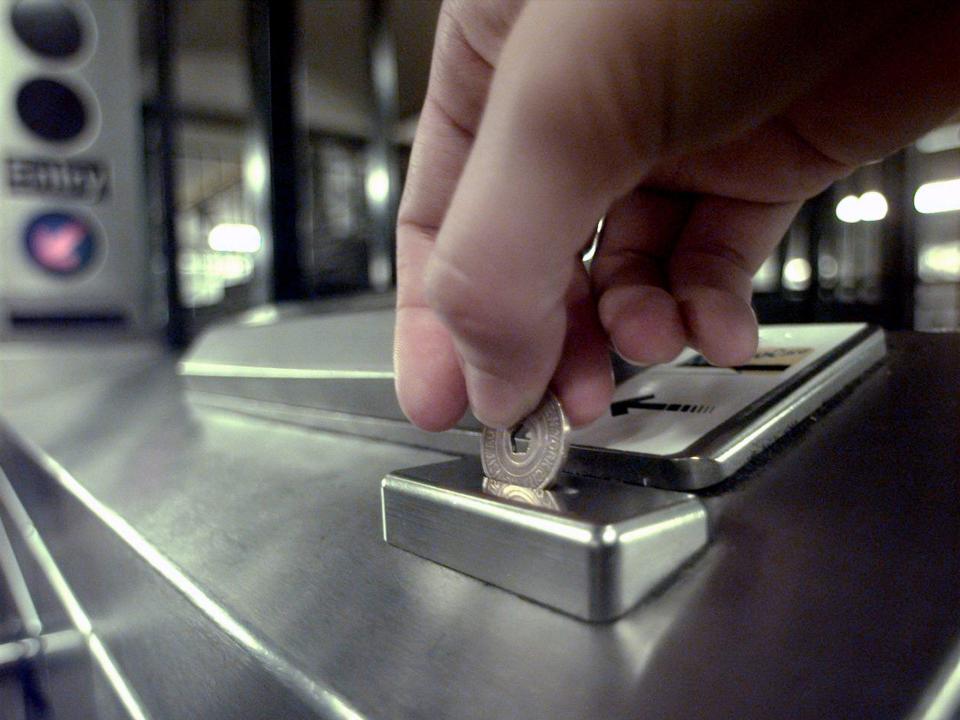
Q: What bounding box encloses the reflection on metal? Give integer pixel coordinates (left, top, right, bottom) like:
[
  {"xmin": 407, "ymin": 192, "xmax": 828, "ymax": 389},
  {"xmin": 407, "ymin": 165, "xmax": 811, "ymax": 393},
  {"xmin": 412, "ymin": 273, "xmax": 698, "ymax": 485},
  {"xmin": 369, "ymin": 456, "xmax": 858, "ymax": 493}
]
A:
[
  {"xmin": 0, "ymin": 513, "xmax": 42, "ymax": 637},
  {"xmin": 187, "ymin": 390, "xmax": 477, "ymax": 456},
  {"xmin": 908, "ymin": 636, "xmax": 960, "ymax": 720},
  {"xmin": 2, "ymin": 328, "xmax": 957, "ymax": 716},
  {"xmin": 179, "ymin": 359, "xmax": 393, "ymax": 380},
  {"xmin": 383, "ymin": 457, "xmax": 708, "ymax": 622},
  {"xmin": 0, "ymin": 467, "xmax": 150, "ymax": 720},
  {"xmin": 238, "ymin": 304, "xmax": 281, "ymax": 327},
  {"xmin": 481, "ymin": 477, "xmax": 565, "ymax": 512},
  {"xmin": 0, "ymin": 629, "xmax": 84, "ymax": 669},
  {"xmin": 4, "ymin": 428, "xmax": 366, "ymax": 720}
]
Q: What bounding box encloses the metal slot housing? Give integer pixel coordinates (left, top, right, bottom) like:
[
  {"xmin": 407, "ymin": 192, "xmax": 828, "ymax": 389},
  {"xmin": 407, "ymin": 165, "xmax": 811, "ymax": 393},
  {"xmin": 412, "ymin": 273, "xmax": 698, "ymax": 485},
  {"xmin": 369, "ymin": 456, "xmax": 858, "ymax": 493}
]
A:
[{"xmin": 382, "ymin": 457, "xmax": 708, "ymax": 622}]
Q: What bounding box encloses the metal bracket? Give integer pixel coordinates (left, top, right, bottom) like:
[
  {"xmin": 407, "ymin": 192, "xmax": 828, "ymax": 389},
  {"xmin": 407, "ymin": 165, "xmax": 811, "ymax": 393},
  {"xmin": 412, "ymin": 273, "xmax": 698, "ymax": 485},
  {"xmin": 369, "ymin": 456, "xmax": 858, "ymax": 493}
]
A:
[{"xmin": 381, "ymin": 457, "xmax": 708, "ymax": 622}]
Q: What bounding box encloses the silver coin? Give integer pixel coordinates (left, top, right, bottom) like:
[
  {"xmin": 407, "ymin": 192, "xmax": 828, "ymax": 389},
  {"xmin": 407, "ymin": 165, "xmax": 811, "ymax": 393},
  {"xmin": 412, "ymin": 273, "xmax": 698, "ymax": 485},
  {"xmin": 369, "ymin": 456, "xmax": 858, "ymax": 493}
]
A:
[{"xmin": 480, "ymin": 392, "xmax": 570, "ymax": 489}]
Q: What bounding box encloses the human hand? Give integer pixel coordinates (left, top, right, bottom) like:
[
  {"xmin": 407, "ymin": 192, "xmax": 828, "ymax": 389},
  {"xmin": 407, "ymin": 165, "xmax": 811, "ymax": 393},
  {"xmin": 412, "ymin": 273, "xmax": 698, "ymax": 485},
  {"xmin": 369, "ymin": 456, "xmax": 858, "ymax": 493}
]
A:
[{"xmin": 394, "ymin": 0, "xmax": 960, "ymax": 430}]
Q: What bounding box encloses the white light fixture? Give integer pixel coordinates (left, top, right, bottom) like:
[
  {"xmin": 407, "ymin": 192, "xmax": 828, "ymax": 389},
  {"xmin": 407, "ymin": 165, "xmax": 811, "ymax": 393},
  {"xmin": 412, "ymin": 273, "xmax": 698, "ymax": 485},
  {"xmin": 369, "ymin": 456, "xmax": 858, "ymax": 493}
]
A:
[
  {"xmin": 835, "ymin": 194, "xmax": 862, "ymax": 223},
  {"xmin": 365, "ymin": 166, "xmax": 390, "ymax": 206},
  {"xmin": 208, "ymin": 223, "xmax": 262, "ymax": 253},
  {"xmin": 914, "ymin": 178, "xmax": 960, "ymax": 215},
  {"xmin": 836, "ymin": 191, "xmax": 888, "ymax": 223},
  {"xmin": 244, "ymin": 151, "xmax": 266, "ymax": 194},
  {"xmin": 818, "ymin": 254, "xmax": 839, "ymax": 281},
  {"xmin": 919, "ymin": 242, "xmax": 960, "ymax": 281},
  {"xmin": 916, "ymin": 123, "xmax": 960, "ymax": 154},
  {"xmin": 368, "ymin": 252, "xmax": 392, "ymax": 292},
  {"xmin": 858, "ymin": 191, "xmax": 888, "ymax": 221},
  {"xmin": 782, "ymin": 257, "xmax": 812, "ymax": 289}
]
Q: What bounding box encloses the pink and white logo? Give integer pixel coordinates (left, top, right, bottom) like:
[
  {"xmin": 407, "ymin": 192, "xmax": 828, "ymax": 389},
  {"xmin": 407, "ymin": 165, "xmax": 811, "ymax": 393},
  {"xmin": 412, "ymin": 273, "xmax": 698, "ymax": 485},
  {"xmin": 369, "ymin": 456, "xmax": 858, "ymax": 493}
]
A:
[{"xmin": 24, "ymin": 212, "xmax": 96, "ymax": 276}]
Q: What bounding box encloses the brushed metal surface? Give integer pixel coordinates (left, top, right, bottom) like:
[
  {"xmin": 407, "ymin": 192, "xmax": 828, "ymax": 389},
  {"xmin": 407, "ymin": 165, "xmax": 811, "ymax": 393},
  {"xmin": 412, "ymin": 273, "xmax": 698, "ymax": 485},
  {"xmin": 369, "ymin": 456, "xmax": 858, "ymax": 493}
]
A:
[
  {"xmin": 179, "ymin": 307, "xmax": 448, "ymax": 427},
  {"xmin": 185, "ymin": 389, "xmax": 479, "ymax": 456},
  {"xmin": 382, "ymin": 457, "xmax": 707, "ymax": 621},
  {"xmin": 0, "ymin": 332, "xmax": 957, "ymax": 719}
]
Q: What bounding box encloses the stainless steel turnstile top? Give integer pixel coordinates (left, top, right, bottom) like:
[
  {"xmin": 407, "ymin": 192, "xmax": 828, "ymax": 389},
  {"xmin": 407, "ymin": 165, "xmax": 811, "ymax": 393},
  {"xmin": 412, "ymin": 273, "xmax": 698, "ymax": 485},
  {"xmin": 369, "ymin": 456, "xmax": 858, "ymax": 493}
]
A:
[{"xmin": 0, "ymin": 320, "xmax": 958, "ymax": 720}]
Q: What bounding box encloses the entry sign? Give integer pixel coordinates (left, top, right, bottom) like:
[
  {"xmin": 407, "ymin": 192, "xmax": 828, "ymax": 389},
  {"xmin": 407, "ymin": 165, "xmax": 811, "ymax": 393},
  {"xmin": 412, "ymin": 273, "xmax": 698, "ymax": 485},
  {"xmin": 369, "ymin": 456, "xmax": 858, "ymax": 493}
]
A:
[
  {"xmin": 572, "ymin": 324, "xmax": 875, "ymax": 456},
  {"xmin": 23, "ymin": 212, "xmax": 97, "ymax": 276},
  {"xmin": 6, "ymin": 156, "xmax": 110, "ymax": 203}
]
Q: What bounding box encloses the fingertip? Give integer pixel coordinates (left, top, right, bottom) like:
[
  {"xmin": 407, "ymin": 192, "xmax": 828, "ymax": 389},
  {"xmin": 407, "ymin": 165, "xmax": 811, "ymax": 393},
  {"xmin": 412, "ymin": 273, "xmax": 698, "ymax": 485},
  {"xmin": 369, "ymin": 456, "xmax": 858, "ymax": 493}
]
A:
[
  {"xmin": 398, "ymin": 386, "xmax": 469, "ymax": 433},
  {"xmin": 463, "ymin": 363, "xmax": 541, "ymax": 430},
  {"xmin": 395, "ymin": 310, "xmax": 469, "ymax": 432},
  {"xmin": 599, "ymin": 285, "xmax": 687, "ymax": 366},
  {"xmin": 677, "ymin": 286, "xmax": 758, "ymax": 366},
  {"xmin": 554, "ymin": 365, "xmax": 614, "ymax": 427}
]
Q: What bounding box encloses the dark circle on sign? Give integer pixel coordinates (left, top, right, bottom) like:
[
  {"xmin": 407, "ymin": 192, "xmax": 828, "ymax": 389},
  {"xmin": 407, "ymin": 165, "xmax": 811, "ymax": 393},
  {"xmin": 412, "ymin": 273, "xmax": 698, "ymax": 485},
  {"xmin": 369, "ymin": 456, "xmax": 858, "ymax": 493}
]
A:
[
  {"xmin": 16, "ymin": 78, "xmax": 87, "ymax": 142},
  {"xmin": 23, "ymin": 212, "xmax": 97, "ymax": 276},
  {"xmin": 11, "ymin": 0, "xmax": 83, "ymax": 59}
]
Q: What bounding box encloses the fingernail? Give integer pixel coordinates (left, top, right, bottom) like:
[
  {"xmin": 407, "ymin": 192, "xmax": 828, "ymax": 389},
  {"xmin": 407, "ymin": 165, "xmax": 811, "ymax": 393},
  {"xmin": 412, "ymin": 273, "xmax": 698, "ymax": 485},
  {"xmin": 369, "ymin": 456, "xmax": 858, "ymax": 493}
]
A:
[
  {"xmin": 610, "ymin": 338, "xmax": 652, "ymax": 367},
  {"xmin": 463, "ymin": 363, "xmax": 533, "ymax": 429}
]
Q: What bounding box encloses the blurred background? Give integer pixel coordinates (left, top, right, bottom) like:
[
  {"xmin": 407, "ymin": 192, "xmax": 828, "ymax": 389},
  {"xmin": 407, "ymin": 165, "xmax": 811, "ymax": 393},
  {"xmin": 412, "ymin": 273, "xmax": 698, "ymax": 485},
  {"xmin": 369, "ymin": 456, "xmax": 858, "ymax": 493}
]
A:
[{"xmin": 0, "ymin": 0, "xmax": 958, "ymax": 347}]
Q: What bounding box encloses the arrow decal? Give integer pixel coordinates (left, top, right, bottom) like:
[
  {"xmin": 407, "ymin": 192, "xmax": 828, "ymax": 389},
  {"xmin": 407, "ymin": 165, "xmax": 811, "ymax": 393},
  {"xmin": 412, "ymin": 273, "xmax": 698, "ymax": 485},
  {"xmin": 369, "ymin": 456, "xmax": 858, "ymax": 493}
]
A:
[{"xmin": 610, "ymin": 394, "xmax": 714, "ymax": 416}]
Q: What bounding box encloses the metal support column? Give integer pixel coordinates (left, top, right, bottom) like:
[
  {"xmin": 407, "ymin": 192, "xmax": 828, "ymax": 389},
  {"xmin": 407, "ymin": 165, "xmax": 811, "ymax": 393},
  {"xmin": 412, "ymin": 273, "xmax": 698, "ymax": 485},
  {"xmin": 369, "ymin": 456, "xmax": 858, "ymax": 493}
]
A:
[
  {"xmin": 366, "ymin": 0, "xmax": 400, "ymax": 291},
  {"xmin": 247, "ymin": 0, "xmax": 304, "ymax": 301},
  {"xmin": 884, "ymin": 149, "xmax": 916, "ymax": 329},
  {"xmin": 155, "ymin": 0, "xmax": 187, "ymax": 347}
]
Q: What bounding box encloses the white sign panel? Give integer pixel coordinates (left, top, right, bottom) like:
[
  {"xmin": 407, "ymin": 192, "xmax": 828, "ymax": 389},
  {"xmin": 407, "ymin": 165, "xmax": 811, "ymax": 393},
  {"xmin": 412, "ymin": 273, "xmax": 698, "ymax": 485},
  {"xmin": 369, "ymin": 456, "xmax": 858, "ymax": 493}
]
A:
[{"xmin": 572, "ymin": 323, "xmax": 869, "ymax": 455}]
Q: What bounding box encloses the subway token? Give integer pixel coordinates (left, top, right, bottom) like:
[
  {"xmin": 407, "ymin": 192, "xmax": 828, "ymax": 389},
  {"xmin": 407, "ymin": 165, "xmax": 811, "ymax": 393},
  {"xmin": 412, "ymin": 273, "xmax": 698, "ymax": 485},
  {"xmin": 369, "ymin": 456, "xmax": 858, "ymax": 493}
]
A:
[{"xmin": 480, "ymin": 392, "xmax": 570, "ymax": 489}]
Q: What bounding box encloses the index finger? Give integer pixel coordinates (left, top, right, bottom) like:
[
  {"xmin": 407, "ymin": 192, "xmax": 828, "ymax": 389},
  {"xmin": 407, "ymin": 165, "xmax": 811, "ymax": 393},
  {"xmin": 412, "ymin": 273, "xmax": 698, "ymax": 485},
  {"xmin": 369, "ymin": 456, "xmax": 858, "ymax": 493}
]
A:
[{"xmin": 394, "ymin": 0, "xmax": 522, "ymax": 431}]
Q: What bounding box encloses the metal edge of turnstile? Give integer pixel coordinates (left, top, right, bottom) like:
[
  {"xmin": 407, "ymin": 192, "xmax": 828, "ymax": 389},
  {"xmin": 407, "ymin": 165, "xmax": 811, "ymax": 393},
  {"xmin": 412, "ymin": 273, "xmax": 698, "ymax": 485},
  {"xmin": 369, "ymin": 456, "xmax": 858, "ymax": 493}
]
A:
[
  {"xmin": 179, "ymin": 315, "xmax": 885, "ymax": 491},
  {"xmin": 380, "ymin": 328, "xmax": 886, "ymax": 622},
  {"xmin": 0, "ymin": 422, "xmax": 367, "ymax": 720},
  {"xmin": 565, "ymin": 326, "xmax": 887, "ymax": 489},
  {"xmin": 381, "ymin": 457, "xmax": 708, "ymax": 622}
]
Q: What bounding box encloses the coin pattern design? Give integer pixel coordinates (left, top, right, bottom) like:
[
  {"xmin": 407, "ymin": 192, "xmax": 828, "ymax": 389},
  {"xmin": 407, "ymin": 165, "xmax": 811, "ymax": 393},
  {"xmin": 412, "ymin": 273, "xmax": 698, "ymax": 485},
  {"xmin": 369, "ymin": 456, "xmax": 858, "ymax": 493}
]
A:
[{"xmin": 480, "ymin": 392, "xmax": 570, "ymax": 489}]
